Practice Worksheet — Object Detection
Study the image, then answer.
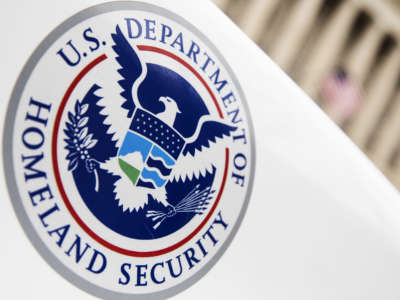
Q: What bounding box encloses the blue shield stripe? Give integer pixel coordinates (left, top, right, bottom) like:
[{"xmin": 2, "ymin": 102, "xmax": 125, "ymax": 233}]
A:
[
  {"xmin": 147, "ymin": 156, "xmax": 172, "ymax": 177},
  {"xmin": 136, "ymin": 178, "xmax": 156, "ymax": 189},
  {"xmin": 119, "ymin": 131, "xmax": 152, "ymax": 158},
  {"xmin": 151, "ymin": 146, "xmax": 175, "ymax": 166},
  {"xmin": 141, "ymin": 167, "xmax": 167, "ymax": 187}
]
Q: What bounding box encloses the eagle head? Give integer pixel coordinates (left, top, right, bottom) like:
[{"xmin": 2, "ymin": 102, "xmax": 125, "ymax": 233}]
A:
[{"xmin": 157, "ymin": 96, "xmax": 182, "ymax": 127}]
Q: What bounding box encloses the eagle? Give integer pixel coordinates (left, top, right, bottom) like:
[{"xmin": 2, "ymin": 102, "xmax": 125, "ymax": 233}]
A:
[{"xmin": 73, "ymin": 26, "xmax": 236, "ymax": 229}]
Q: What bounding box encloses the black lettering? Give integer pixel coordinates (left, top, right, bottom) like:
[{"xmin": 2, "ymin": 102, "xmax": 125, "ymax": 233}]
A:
[
  {"xmin": 38, "ymin": 203, "xmax": 59, "ymax": 228},
  {"xmin": 83, "ymin": 27, "xmax": 100, "ymax": 52},
  {"xmin": 48, "ymin": 224, "xmax": 70, "ymax": 247},
  {"xmin": 210, "ymin": 69, "xmax": 228, "ymax": 92},
  {"xmin": 160, "ymin": 23, "xmax": 172, "ymax": 44},
  {"xmin": 22, "ymin": 127, "xmax": 44, "ymax": 150},
  {"xmin": 150, "ymin": 262, "xmax": 165, "ymax": 284},
  {"xmin": 125, "ymin": 18, "xmax": 142, "ymax": 39},
  {"xmin": 213, "ymin": 211, "xmax": 228, "ymax": 230},
  {"xmin": 187, "ymin": 41, "xmax": 200, "ymax": 64},
  {"xmin": 22, "ymin": 153, "xmax": 46, "ymax": 181},
  {"xmin": 227, "ymin": 108, "xmax": 242, "ymax": 124},
  {"xmin": 135, "ymin": 264, "xmax": 148, "ymax": 286},
  {"xmin": 65, "ymin": 234, "xmax": 91, "ymax": 263},
  {"xmin": 144, "ymin": 19, "xmax": 156, "ymax": 41},
  {"xmin": 86, "ymin": 249, "xmax": 107, "ymax": 274},
  {"xmin": 29, "ymin": 184, "xmax": 53, "ymax": 206},
  {"xmin": 203, "ymin": 225, "xmax": 218, "ymax": 246},
  {"xmin": 166, "ymin": 255, "xmax": 183, "ymax": 278},
  {"xmin": 56, "ymin": 40, "xmax": 81, "ymax": 67},
  {"xmin": 183, "ymin": 248, "xmax": 200, "ymax": 270},
  {"xmin": 171, "ymin": 32, "xmax": 185, "ymax": 53},
  {"xmin": 118, "ymin": 263, "xmax": 131, "ymax": 285},
  {"xmin": 25, "ymin": 98, "xmax": 52, "ymax": 126}
]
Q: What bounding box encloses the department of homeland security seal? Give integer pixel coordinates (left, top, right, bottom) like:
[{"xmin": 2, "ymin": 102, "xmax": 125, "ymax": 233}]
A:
[{"xmin": 3, "ymin": 2, "xmax": 255, "ymax": 299}]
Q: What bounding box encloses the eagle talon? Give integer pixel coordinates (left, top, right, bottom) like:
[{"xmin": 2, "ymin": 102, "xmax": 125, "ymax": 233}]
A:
[
  {"xmin": 85, "ymin": 158, "xmax": 99, "ymax": 173},
  {"xmin": 166, "ymin": 205, "xmax": 176, "ymax": 218}
]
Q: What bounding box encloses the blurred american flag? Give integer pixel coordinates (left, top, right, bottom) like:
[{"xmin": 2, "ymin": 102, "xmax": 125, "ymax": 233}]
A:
[{"xmin": 320, "ymin": 67, "xmax": 363, "ymax": 123}]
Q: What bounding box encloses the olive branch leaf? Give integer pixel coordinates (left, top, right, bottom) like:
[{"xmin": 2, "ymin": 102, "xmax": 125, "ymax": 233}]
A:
[{"xmin": 64, "ymin": 100, "xmax": 100, "ymax": 191}]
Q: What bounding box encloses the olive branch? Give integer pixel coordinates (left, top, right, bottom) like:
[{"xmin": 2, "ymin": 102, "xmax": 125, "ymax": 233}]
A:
[{"xmin": 64, "ymin": 100, "xmax": 100, "ymax": 192}]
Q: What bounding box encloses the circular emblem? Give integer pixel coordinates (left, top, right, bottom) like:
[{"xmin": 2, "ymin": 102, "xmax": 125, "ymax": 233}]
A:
[{"xmin": 4, "ymin": 2, "xmax": 255, "ymax": 299}]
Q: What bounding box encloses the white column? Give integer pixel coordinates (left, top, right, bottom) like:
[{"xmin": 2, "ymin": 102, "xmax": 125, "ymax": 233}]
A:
[
  {"xmin": 343, "ymin": 24, "xmax": 383, "ymax": 85},
  {"xmin": 299, "ymin": 1, "xmax": 359, "ymax": 99},
  {"xmin": 369, "ymin": 92, "xmax": 400, "ymax": 169},
  {"xmin": 238, "ymin": 0, "xmax": 280, "ymax": 43},
  {"xmin": 347, "ymin": 49, "xmax": 400, "ymax": 148},
  {"xmin": 388, "ymin": 152, "xmax": 400, "ymax": 189},
  {"xmin": 269, "ymin": 0, "xmax": 324, "ymax": 71},
  {"xmin": 213, "ymin": 0, "xmax": 231, "ymax": 11},
  {"xmin": 386, "ymin": 152, "xmax": 400, "ymax": 189}
]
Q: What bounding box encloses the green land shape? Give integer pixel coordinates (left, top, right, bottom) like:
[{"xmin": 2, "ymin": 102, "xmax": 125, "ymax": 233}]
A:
[{"xmin": 118, "ymin": 158, "xmax": 141, "ymax": 184}]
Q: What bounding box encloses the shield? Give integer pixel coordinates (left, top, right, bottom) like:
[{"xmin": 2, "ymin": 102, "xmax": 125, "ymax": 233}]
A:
[{"xmin": 118, "ymin": 108, "xmax": 186, "ymax": 189}]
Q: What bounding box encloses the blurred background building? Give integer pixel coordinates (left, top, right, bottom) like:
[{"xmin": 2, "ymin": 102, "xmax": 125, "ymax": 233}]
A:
[{"xmin": 213, "ymin": 0, "xmax": 400, "ymax": 190}]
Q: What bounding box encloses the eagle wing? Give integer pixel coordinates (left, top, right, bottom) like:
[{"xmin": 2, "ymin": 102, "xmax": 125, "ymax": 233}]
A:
[
  {"xmin": 96, "ymin": 25, "xmax": 147, "ymax": 148},
  {"xmin": 111, "ymin": 25, "xmax": 146, "ymax": 118},
  {"xmin": 169, "ymin": 120, "xmax": 237, "ymax": 182}
]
